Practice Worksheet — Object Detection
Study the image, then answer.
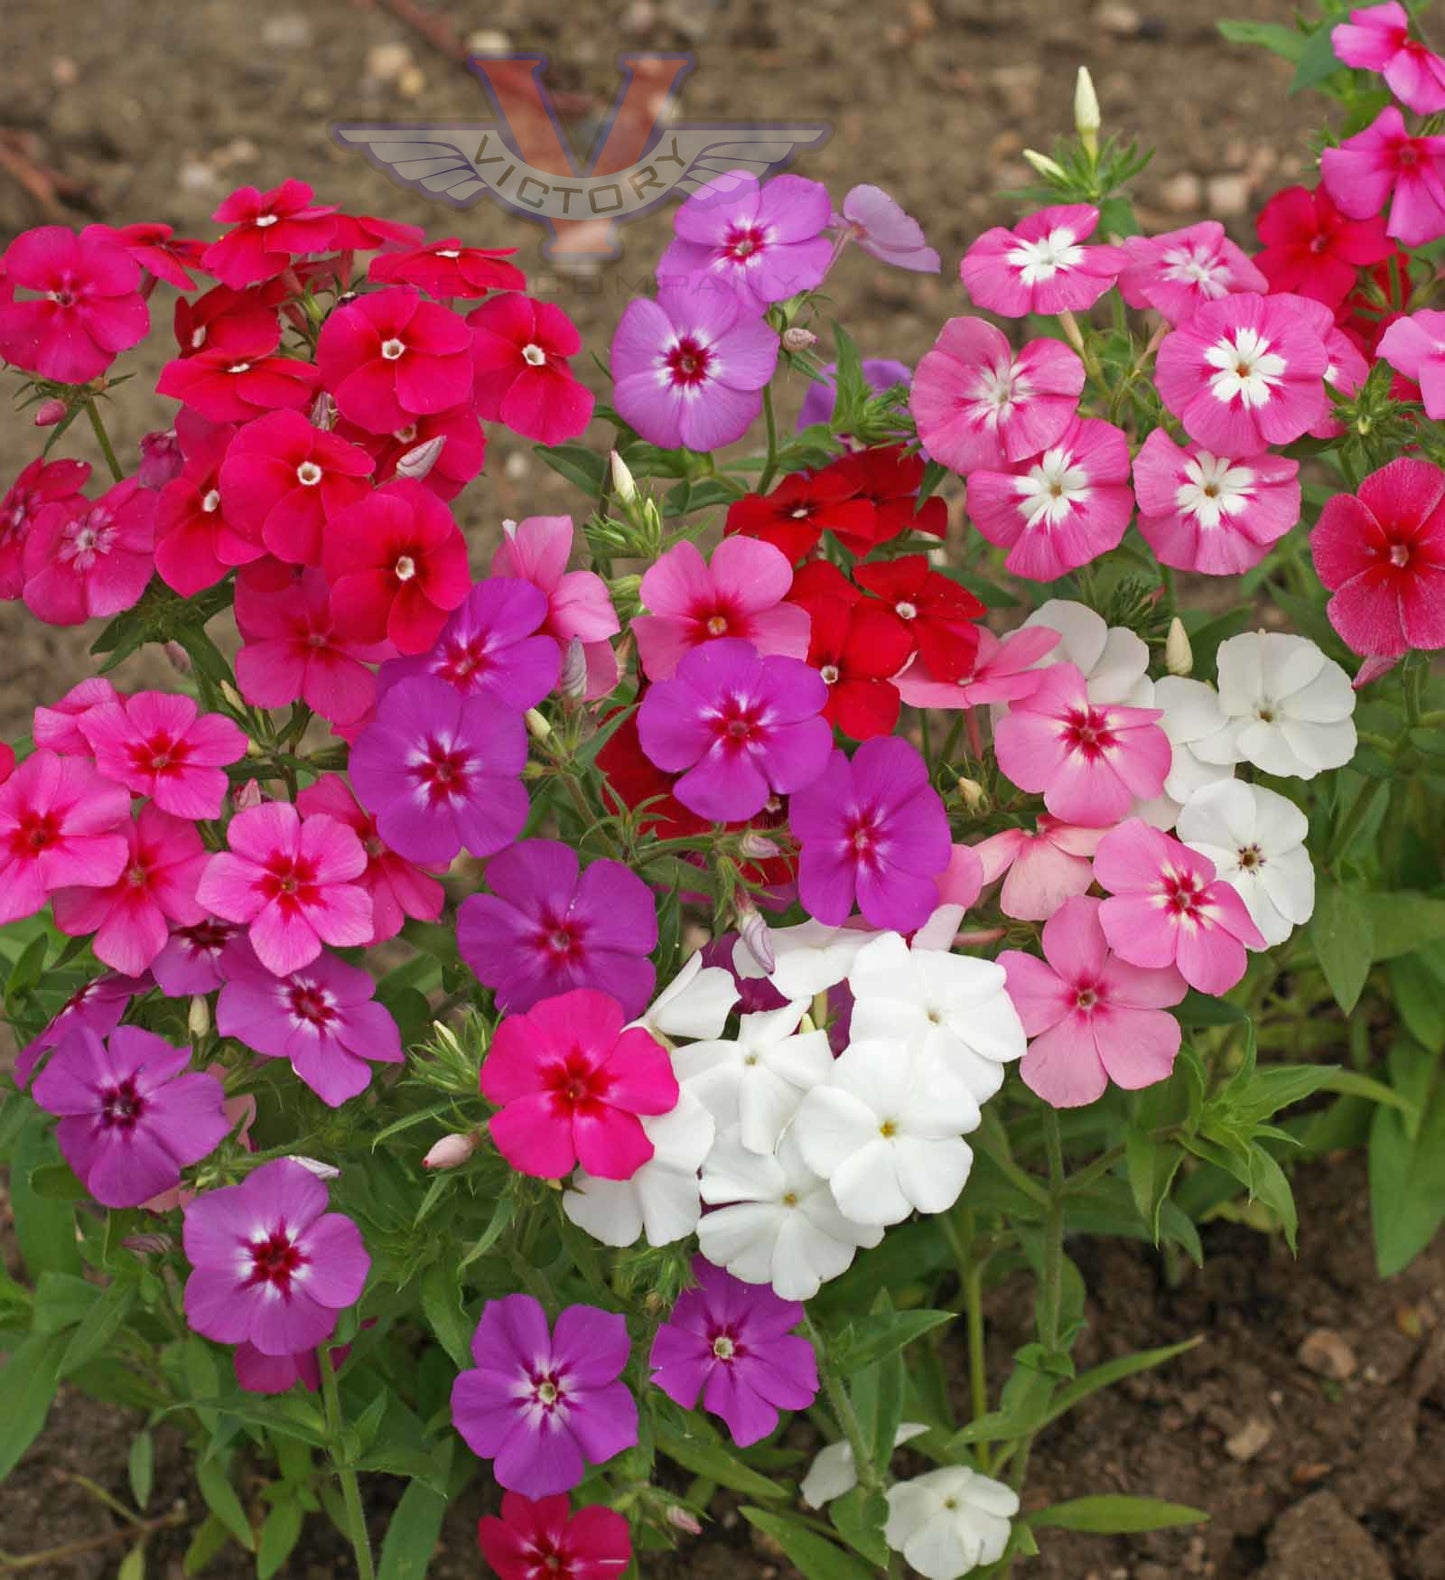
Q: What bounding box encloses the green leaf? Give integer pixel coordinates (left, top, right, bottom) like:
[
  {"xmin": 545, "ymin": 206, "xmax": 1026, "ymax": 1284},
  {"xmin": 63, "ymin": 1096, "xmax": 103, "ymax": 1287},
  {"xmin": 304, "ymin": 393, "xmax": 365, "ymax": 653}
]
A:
[
  {"xmin": 1369, "ymin": 1072, "xmax": 1445, "ymax": 1276},
  {"xmin": 1291, "ymin": 23, "xmax": 1342, "ymax": 90},
  {"xmin": 61, "ymin": 1282, "xmax": 135, "ymax": 1376},
  {"xmin": 257, "ymin": 1500, "xmax": 303, "ymax": 1580},
  {"xmin": 378, "ymin": 1471, "xmax": 452, "ymax": 1580},
  {"xmin": 1367, "ymin": 893, "xmax": 1445, "ymax": 961},
  {"xmin": 184, "ymin": 1513, "xmax": 232, "ymax": 1575},
  {"xmin": 656, "ymin": 1419, "xmax": 786, "ymax": 1502},
  {"xmin": 1126, "ymin": 1130, "xmax": 1182, "ymax": 1243},
  {"xmin": 832, "ymin": 1309, "xmax": 955, "ymax": 1373},
  {"xmin": 536, "ymin": 442, "xmax": 608, "ymax": 497},
  {"xmin": 1030, "ymin": 1494, "xmax": 1209, "ymax": 1533},
  {"xmin": 741, "ymin": 1509, "xmax": 877, "ymax": 1580},
  {"xmin": 419, "ymin": 1263, "xmax": 472, "ymax": 1370},
  {"xmin": 11, "ymin": 1111, "xmax": 82, "ymax": 1280},
  {"xmin": 829, "ymin": 1487, "xmax": 890, "ymax": 1567},
  {"xmin": 1310, "ymin": 882, "xmax": 1374, "ymax": 1013},
  {"xmin": 129, "ymin": 1430, "xmax": 155, "ymax": 1511},
  {"xmin": 458, "ymin": 1193, "xmax": 514, "ymax": 1270},
  {"xmin": 0, "ymin": 1328, "xmax": 68, "ymax": 1480},
  {"xmin": 1389, "ymin": 952, "xmax": 1445, "ymax": 1052},
  {"xmin": 1044, "ymin": 1337, "xmax": 1202, "ymax": 1425},
  {"xmin": 1216, "ymin": 19, "xmax": 1306, "ymax": 60},
  {"xmin": 1174, "ymin": 990, "xmax": 1249, "ymax": 1027},
  {"xmin": 196, "ymin": 1460, "xmax": 256, "ymax": 1552},
  {"xmin": 118, "ymin": 1545, "xmax": 146, "ymax": 1580}
]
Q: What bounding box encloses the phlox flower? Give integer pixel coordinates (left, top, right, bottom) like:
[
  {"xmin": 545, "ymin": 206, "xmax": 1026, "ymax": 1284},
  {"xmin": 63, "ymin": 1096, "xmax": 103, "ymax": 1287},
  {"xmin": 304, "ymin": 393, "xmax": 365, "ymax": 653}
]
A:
[
  {"xmin": 33, "ymin": 1026, "xmax": 230, "ymax": 1208},
  {"xmin": 1176, "ymin": 779, "xmax": 1314, "ymax": 947},
  {"xmin": 340, "ymin": 405, "xmax": 486, "ymax": 502},
  {"xmin": 966, "ymin": 414, "xmax": 1134, "ymax": 579},
  {"xmin": 468, "ymin": 292, "xmax": 595, "ymax": 446},
  {"xmin": 217, "ymin": 945, "xmax": 403, "ymax": 1107},
  {"xmin": 153, "ymin": 411, "xmax": 261, "ymax": 596},
  {"xmin": 15, "ymin": 969, "xmax": 147, "ymax": 1089},
  {"xmin": 1017, "ymin": 599, "xmax": 1152, "ymax": 706},
  {"xmin": 0, "ymin": 750, "xmax": 130, "ymax": 924},
  {"xmin": 457, "ymin": 839, "xmax": 658, "ymax": 1018},
  {"xmin": 847, "ymin": 931, "xmax": 1026, "ymax": 1101},
  {"xmin": 22, "ymin": 479, "xmax": 156, "ymax": 626},
  {"xmin": 1193, "ymin": 631, "xmax": 1357, "ymax": 780},
  {"xmin": 219, "ymin": 410, "xmax": 374, "ymax": 567},
  {"xmin": 294, "ymin": 775, "xmax": 443, "ymax": 942},
  {"xmin": 233, "ymin": 1342, "xmax": 329, "ymax": 1397},
  {"xmin": 730, "ymin": 917, "xmax": 870, "ymax": 1002},
  {"xmin": 32, "ymin": 677, "xmax": 120, "ymax": 753},
  {"xmin": 834, "ymin": 184, "xmax": 940, "ymax": 272},
  {"xmin": 1001, "ymin": 895, "xmax": 1186, "ymax": 1109},
  {"xmin": 649, "ymin": 1257, "xmax": 819, "ymax": 1446},
  {"xmin": 974, "ymin": 816, "xmax": 1103, "ymax": 922},
  {"xmin": 79, "ymin": 690, "xmax": 247, "ymax": 819},
  {"xmin": 659, "ymin": 171, "xmax": 833, "ymax": 308},
  {"xmin": 316, "ymin": 285, "xmax": 474, "ymax": 433},
  {"xmin": 698, "ymin": 1130, "xmax": 883, "ymax": 1301},
  {"xmin": 1133, "ymin": 428, "xmax": 1301, "ymax": 575},
  {"xmin": 324, "ymin": 478, "xmax": 470, "ymax": 655},
  {"xmin": 1254, "ymin": 185, "xmax": 1395, "ymax": 310},
  {"xmin": 610, "ymin": 280, "xmax": 780, "ymax": 453},
  {"xmin": 1279, "ymin": 291, "xmax": 1370, "ymax": 440},
  {"xmin": 633, "ymin": 537, "xmax": 810, "ymax": 681},
  {"xmin": 378, "ymin": 576, "xmax": 558, "ymax": 711},
  {"xmin": 910, "ymin": 316, "xmax": 1084, "ymax": 475},
  {"xmin": 1148, "ymin": 675, "xmax": 1236, "ymax": 814},
  {"xmin": 182, "ymin": 1157, "xmax": 369, "ymax": 1356},
  {"xmin": 348, "ymin": 675, "xmax": 529, "ymax": 865},
  {"xmin": 1095, "ymin": 818, "xmax": 1266, "ymax": 994},
  {"xmin": 885, "ymin": 1467, "xmax": 1019, "ymax": 1580},
  {"xmin": 1332, "ymin": 2, "xmax": 1445, "ymax": 113},
  {"xmin": 994, "ymin": 662, "xmax": 1170, "ymax": 826},
  {"xmin": 637, "ymin": 951, "xmax": 741, "ymax": 1042},
  {"xmin": 1155, "ymin": 292, "xmax": 1329, "ymax": 457},
  {"xmin": 1320, "ymin": 107, "xmax": 1445, "ymax": 248},
  {"xmin": 482, "ymin": 988, "xmax": 678, "ymax": 1180},
  {"xmin": 478, "ymin": 1494, "xmax": 631, "ymax": 1580},
  {"xmin": 491, "ymin": 515, "xmax": 620, "ymax": 700},
  {"xmin": 234, "ymin": 563, "xmax": 389, "ymax": 726},
  {"xmin": 563, "ymin": 1088, "xmax": 715, "ymax": 1249},
  {"xmin": 802, "ymin": 1425, "xmax": 929, "ymax": 1508},
  {"xmin": 196, "ymin": 802, "xmax": 372, "ymax": 976},
  {"xmin": 1378, "ymin": 309, "xmax": 1445, "ymax": 419},
  {"xmin": 0, "ymin": 457, "xmax": 90, "ymax": 598},
  {"xmin": 51, "ymin": 806, "xmax": 208, "ymax": 977},
  {"xmin": 450, "ymin": 1295, "xmax": 637, "ymax": 1497},
  {"xmin": 673, "ymin": 1000, "xmax": 832, "ymax": 1155},
  {"xmin": 724, "ymin": 465, "xmax": 876, "ymax": 566},
  {"xmin": 636, "ymin": 638, "xmax": 831, "ymax": 823},
  {"xmin": 151, "ymin": 917, "xmax": 250, "ymax": 996},
  {"xmin": 155, "ymin": 343, "xmax": 322, "ymax": 425},
  {"xmin": 789, "ymin": 560, "xmax": 912, "ymax": 741},
  {"xmin": 790, "ymin": 736, "xmax": 951, "ymax": 932},
  {"xmin": 1117, "ymin": 220, "xmax": 1267, "ymax": 325},
  {"xmin": 1311, "ymin": 457, "xmax": 1445, "ymax": 657},
  {"xmin": 896, "ymin": 623, "xmax": 1060, "ymax": 710},
  {"xmin": 853, "ymin": 556, "xmax": 984, "ymax": 685},
  {"xmin": 367, "ymin": 238, "xmax": 525, "ymax": 298},
  {"xmin": 172, "ymin": 278, "xmax": 286, "ymax": 359},
  {"xmin": 790, "ymin": 1036, "xmax": 981, "ymax": 1226},
  {"xmin": 83, "ymin": 220, "xmax": 206, "ymax": 291},
  {"xmin": 0, "ymin": 226, "xmax": 148, "ymax": 383},
  {"xmin": 960, "ymin": 203, "xmax": 1124, "ymax": 317},
  {"xmin": 202, "ymin": 179, "xmax": 337, "ymax": 287}
]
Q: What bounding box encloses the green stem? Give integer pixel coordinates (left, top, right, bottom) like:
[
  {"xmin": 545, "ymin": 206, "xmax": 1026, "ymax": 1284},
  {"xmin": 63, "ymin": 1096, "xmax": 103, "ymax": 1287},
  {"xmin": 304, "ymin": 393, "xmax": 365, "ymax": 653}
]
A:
[
  {"xmin": 802, "ymin": 1314, "xmax": 881, "ymax": 1495},
  {"xmin": 85, "ymin": 399, "xmax": 125, "ymax": 483},
  {"xmin": 1038, "ymin": 1112, "xmax": 1066, "ymax": 1353},
  {"xmin": 758, "ymin": 385, "xmax": 781, "ymax": 494},
  {"xmin": 320, "ymin": 1347, "xmax": 376, "ymax": 1580}
]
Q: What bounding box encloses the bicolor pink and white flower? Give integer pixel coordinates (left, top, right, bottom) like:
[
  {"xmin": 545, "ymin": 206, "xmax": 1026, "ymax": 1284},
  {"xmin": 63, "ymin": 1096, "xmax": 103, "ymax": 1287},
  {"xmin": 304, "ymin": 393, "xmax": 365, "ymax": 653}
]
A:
[
  {"xmin": 960, "ymin": 204, "xmax": 1124, "ymax": 318},
  {"xmin": 1117, "ymin": 221, "xmax": 1267, "ymax": 325}
]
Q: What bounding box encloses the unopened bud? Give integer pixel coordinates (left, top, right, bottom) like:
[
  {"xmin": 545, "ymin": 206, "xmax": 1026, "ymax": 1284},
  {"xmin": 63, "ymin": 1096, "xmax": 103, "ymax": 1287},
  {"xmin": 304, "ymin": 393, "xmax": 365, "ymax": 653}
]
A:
[
  {"xmin": 736, "ymin": 904, "xmax": 776, "ymax": 976},
  {"xmin": 309, "ymin": 391, "xmax": 338, "ymax": 431},
  {"xmin": 137, "ymin": 427, "xmax": 184, "ymax": 488},
  {"xmin": 1022, "ymin": 149, "xmax": 1068, "ymax": 182},
  {"xmin": 559, "ymin": 636, "xmax": 589, "ymax": 700},
  {"xmin": 738, "ymin": 831, "xmax": 781, "ymax": 860},
  {"xmin": 33, "ymin": 398, "xmax": 67, "ymax": 428},
  {"xmin": 782, "ymin": 326, "xmax": 818, "ymax": 352},
  {"xmin": 221, "ymin": 681, "xmax": 247, "ymax": 713},
  {"xmin": 955, "ymin": 776, "xmax": 987, "ymax": 813},
  {"xmin": 187, "ymin": 995, "xmax": 211, "ymax": 1040},
  {"xmin": 1164, "ymin": 616, "xmax": 1193, "ymax": 677},
  {"xmin": 524, "ymin": 706, "xmax": 553, "ymax": 742},
  {"xmin": 1074, "ymin": 66, "xmax": 1100, "ymax": 154},
  {"xmin": 233, "ymin": 778, "xmax": 263, "ymax": 811},
  {"xmin": 423, "ymin": 1132, "xmax": 479, "ymax": 1170},
  {"xmin": 287, "ymin": 1155, "xmax": 341, "ymax": 1180},
  {"xmin": 163, "ymin": 640, "xmax": 192, "ymax": 676},
  {"xmin": 609, "ymin": 449, "xmax": 637, "ymax": 505},
  {"xmin": 666, "ymin": 1506, "xmax": 704, "ymax": 1537},
  {"xmin": 121, "ymin": 1232, "xmax": 174, "ymax": 1256},
  {"xmin": 396, "ymin": 434, "xmax": 446, "ymax": 480}
]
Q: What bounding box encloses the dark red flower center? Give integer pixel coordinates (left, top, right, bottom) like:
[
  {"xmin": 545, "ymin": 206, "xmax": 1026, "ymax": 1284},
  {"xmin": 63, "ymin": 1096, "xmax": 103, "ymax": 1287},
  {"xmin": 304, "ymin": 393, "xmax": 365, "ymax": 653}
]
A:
[
  {"xmin": 414, "ymin": 738, "xmax": 473, "ymax": 805},
  {"xmin": 1164, "ymin": 869, "xmax": 1206, "ymax": 917},
  {"xmin": 288, "ymin": 981, "xmax": 337, "ymax": 1028},
  {"xmin": 13, "ymin": 810, "xmax": 61, "ymax": 855},
  {"xmin": 711, "ymin": 696, "xmax": 766, "ymax": 752},
  {"xmin": 665, "ymin": 335, "xmax": 714, "ymax": 388},
  {"xmin": 180, "ymin": 918, "xmax": 235, "ymax": 956},
  {"xmin": 544, "ymin": 1049, "xmax": 609, "ymax": 1109},
  {"xmin": 246, "ymin": 1228, "xmax": 306, "ymax": 1293},
  {"xmin": 260, "ymin": 852, "xmax": 321, "ymax": 912},
  {"xmin": 436, "ymin": 637, "xmax": 489, "ymax": 685},
  {"xmin": 526, "ymin": 1369, "xmax": 568, "ymax": 1413},
  {"xmin": 723, "ymin": 225, "xmax": 767, "ymax": 261},
  {"xmin": 130, "ymin": 730, "xmax": 191, "ymax": 777},
  {"xmin": 1061, "ymin": 706, "xmax": 1118, "ymax": 759},
  {"xmin": 708, "ymin": 1323, "xmax": 747, "ymax": 1364},
  {"xmin": 100, "ymin": 1077, "xmax": 145, "ymax": 1131}
]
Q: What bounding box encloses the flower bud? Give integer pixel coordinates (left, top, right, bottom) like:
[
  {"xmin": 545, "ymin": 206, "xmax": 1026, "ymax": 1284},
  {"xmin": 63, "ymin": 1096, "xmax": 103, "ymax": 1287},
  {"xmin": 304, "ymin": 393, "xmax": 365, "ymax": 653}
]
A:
[
  {"xmin": 738, "ymin": 831, "xmax": 781, "ymax": 860},
  {"xmin": 666, "ymin": 1506, "xmax": 703, "ymax": 1537},
  {"xmin": 524, "ymin": 706, "xmax": 553, "ymax": 742},
  {"xmin": 609, "ymin": 449, "xmax": 638, "ymax": 505},
  {"xmin": 782, "ymin": 326, "xmax": 818, "ymax": 352},
  {"xmin": 233, "ymin": 778, "xmax": 264, "ymax": 811},
  {"xmin": 1022, "ymin": 149, "xmax": 1068, "ymax": 182},
  {"xmin": 221, "ymin": 681, "xmax": 248, "ymax": 713},
  {"xmin": 736, "ymin": 903, "xmax": 776, "ymax": 976},
  {"xmin": 1075, "ymin": 66, "xmax": 1100, "ymax": 153},
  {"xmin": 309, "ymin": 391, "xmax": 338, "ymax": 431},
  {"xmin": 121, "ymin": 1232, "xmax": 174, "ymax": 1256},
  {"xmin": 287, "ymin": 1155, "xmax": 341, "ymax": 1180},
  {"xmin": 33, "ymin": 397, "xmax": 67, "ymax": 428},
  {"xmin": 559, "ymin": 636, "xmax": 589, "ymax": 700},
  {"xmin": 1164, "ymin": 616, "xmax": 1193, "ymax": 677},
  {"xmin": 955, "ymin": 776, "xmax": 987, "ymax": 813},
  {"xmin": 396, "ymin": 434, "xmax": 447, "ymax": 480},
  {"xmin": 137, "ymin": 427, "xmax": 184, "ymax": 488},
  {"xmin": 423, "ymin": 1132, "xmax": 479, "ymax": 1170},
  {"xmin": 187, "ymin": 995, "xmax": 211, "ymax": 1040},
  {"xmin": 163, "ymin": 640, "xmax": 192, "ymax": 676}
]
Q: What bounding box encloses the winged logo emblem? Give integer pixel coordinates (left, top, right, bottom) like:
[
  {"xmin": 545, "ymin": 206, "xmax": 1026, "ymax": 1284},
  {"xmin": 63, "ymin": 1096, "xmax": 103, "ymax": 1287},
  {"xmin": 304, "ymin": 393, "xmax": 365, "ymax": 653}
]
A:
[{"xmin": 334, "ymin": 53, "xmax": 830, "ymax": 262}]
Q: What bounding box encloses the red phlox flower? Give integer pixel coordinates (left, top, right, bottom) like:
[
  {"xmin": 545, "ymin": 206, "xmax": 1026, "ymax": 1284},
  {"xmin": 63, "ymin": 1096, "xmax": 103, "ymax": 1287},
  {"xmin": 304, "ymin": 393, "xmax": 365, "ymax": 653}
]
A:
[
  {"xmin": 829, "ymin": 443, "xmax": 948, "ymax": 553},
  {"xmin": 173, "ymin": 280, "xmax": 286, "ymax": 358},
  {"xmin": 22, "ymin": 478, "xmax": 156, "ymax": 626},
  {"xmin": 0, "ymin": 457, "xmax": 91, "ymax": 599},
  {"xmin": 326, "ymin": 214, "xmax": 427, "ymax": 252},
  {"xmin": 853, "ymin": 555, "xmax": 984, "ymax": 682},
  {"xmin": 468, "ymin": 292, "xmax": 595, "ymax": 445},
  {"xmin": 1254, "ymin": 185, "xmax": 1396, "ymax": 311},
  {"xmin": 156, "ymin": 326, "xmax": 322, "ymax": 425},
  {"xmin": 337, "ymin": 405, "xmax": 485, "ymax": 502},
  {"xmin": 367, "ymin": 239, "xmax": 526, "ymax": 298},
  {"xmin": 478, "ymin": 1492, "xmax": 632, "ymax": 1580},
  {"xmin": 724, "ymin": 467, "xmax": 875, "ymax": 565},
  {"xmin": 202, "ymin": 179, "xmax": 338, "ymax": 289},
  {"xmin": 154, "ymin": 410, "xmax": 263, "ymax": 596},
  {"xmin": 789, "ymin": 559, "xmax": 913, "ymax": 740},
  {"xmin": 84, "ymin": 222, "xmax": 209, "ymax": 292}
]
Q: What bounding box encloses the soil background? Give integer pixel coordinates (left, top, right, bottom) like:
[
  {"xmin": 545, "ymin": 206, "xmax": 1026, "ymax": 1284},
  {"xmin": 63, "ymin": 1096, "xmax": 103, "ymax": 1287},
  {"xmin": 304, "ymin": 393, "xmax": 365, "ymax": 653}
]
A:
[{"xmin": 3, "ymin": 0, "xmax": 1442, "ymax": 1575}]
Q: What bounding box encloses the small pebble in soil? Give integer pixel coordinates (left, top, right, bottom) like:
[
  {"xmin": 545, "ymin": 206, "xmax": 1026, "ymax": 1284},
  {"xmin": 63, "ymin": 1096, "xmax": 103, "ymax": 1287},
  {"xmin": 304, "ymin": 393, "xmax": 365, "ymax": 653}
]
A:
[
  {"xmin": 1159, "ymin": 171, "xmax": 1203, "ymax": 213},
  {"xmin": 1297, "ymin": 1328, "xmax": 1358, "ymax": 1382},
  {"xmin": 1225, "ymin": 1416, "xmax": 1274, "ymax": 1462}
]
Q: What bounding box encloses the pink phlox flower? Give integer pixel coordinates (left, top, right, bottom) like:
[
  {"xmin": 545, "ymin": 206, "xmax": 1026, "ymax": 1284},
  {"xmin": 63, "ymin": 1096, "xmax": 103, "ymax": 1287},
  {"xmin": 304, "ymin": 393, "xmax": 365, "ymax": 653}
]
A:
[
  {"xmin": 450, "ymin": 1294, "xmax": 638, "ymax": 1498},
  {"xmin": 182, "ymin": 1157, "xmax": 370, "ymax": 1356},
  {"xmin": 151, "ymin": 917, "xmax": 252, "ymax": 996},
  {"xmin": 482, "ymin": 987, "xmax": 679, "ymax": 1179},
  {"xmin": 366, "ymin": 237, "xmax": 526, "ymax": 298},
  {"xmin": 1000, "ymin": 895, "xmax": 1186, "ymax": 1109},
  {"xmin": 649, "ymin": 1257, "xmax": 819, "ymax": 1446},
  {"xmin": 33, "ymin": 1025, "xmax": 230, "ymax": 1208},
  {"xmin": 1270, "ymin": 291, "xmax": 1370, "ymax": 438},
  {"xmin": 202, "ymin": 179, "xmax": 338, "ymax": 288},
  {"xmin": 1132, "ymin": 428, "xmax": 1301, "ymax": 575},
  {"xmin": 196, "ymin": 801, "xmax": 372, "ymax": 977},
  {"xmin": 1094, "ymin": 817, "xmax": 1266, "ymax": 994},
  {"xmin": 960, "ymin": 203, "xmax": 1126, "ymax": 318},
  {"xmin": 217, "ymin": 945, "xmax": 402, "ymax": 1108},
  {"xmin": 1378, "ymin": 308, "xmax": 1445, "ymax": 418},
  {"xmin": 895, "ymin": 624, "xmax": 1060, "ymax": 710},
  {"xmin": 1320, "ymin": 106, "xmax": 1445, "ymax": 248},
  {"xmin": 0, "ymin": 749, "xmax": 131, "ymax": 924},
  {"xmin": 491, "ymin": 515, "xmax": 621, "ymax": 700},
  {"xmin": 1154, "ymin": 292, "xmax": 1330, "ymax": 457},
  {"xmin": 15, "ymin": 969, "xmax": 150, "ymax": 1089},
  {"xmin": 22, "ymin": 478, "xmax": 156, "ymax": 626},
  {"xmin": 910, "ymin": 316, "xmax": 1085, "ymax": 475},
  {"xmin": 993, "ymin": 662, "xmax": 1171, "ymax": 827},
  {"xmin": 1116, "ymin": 221, "xmax": 1268, "ymax": 325},
  {"xmin": 966, "ymin": 414, "xmax": 1134, "ymax": 580},
  {"xmin": 789, "ymin": 735, "xmax": 953, "ymax": 933},
  {"xmin": 83, "ymin": 221, "xmax": 208, "ymax": 292},
  {"xmin": 974, "ymin": 815, "xmax": 1105, "ymax": 922},
  {"xmin": 633, "ymin": 536, "xmax": 811, "ymax": 681},
  {"xmin": 155, "ymin": 339, "xmax": 323, "ymax": 425},
  {"xmin": 51, "ymin": 804, "xmax": 209, "ymax": 977},
  {"xmin": 337, "ymin": 405, "xmax": 486, "ymax": 502},
  {"xmin": 1332, "ymin": 2, "xmax": 1445, "ymax": 113},
  {"xmin": 33, "ymin": 676, "xmax": 120, "ymax": 754},
  {"xmin": 834, "ymin": 184, "xmax": 941, "ymax": 273},
  {"xmin": 0, "ymin": 457, "xmax": 91, "ymax": 599},
  {"xmin": 457, "ymin": 838, "xmax": 659, "ymax": 1018},
  {"xmin": 79, "ymin": 690, "xmax": 247, "ymax": 819}
]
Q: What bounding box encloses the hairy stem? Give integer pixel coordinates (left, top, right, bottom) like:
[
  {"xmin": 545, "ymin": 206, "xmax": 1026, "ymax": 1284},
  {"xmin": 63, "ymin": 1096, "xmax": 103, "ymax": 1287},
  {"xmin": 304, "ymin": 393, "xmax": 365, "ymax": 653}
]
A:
[
  {"xmin": 85, "ymin": 399, "xmax": 125, "ymax": 483},
  {"xmin": 320, "ymin": 1347, "xmax": 376, "ymax": 1580}
]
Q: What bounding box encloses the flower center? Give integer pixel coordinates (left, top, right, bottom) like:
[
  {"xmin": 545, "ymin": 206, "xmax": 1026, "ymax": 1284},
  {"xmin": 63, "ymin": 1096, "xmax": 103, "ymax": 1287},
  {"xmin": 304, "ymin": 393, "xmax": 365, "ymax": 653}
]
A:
[
  {"xmin": 520, "ymin": 342, "xmax": 548, "ymax": 366},
  {"xmin": 413, "ymin": 737, "xmax": 473, "ymax": 804},
  {"xmin": 1005, "ymin": 225, "xmax": 1084, "ymax": 283},
  {"xmin": 247, "ymin": 1228, "xmax": 305, "ymax": 1292},
  {"xmin": 711, "ymin": 1331, "xmax": 739, "ymax": 1362},
  {"xmin": 530, "ymin": 1372, "xmax": 565, "ymax": 1412},
  {"xmin": 705, "ymin": 614, "xmax": 729, "ymax": 636},
  {"xmin": 380, "ymin": 338, "xmax": 406, "ymax": 361},
  {"xmin": 1063, "ymin": 706, "xmax": 1117, "ymax": 759},
  {"xmin": 296, "ymin": 461, "xmax": 323, "ymax": 487},
  {"xmin": 100, "ymin": 1077, "xmax": 145, "ymax": 1131},
  {"xmin": 819, "ymin": 663, "xmax": 841, "ymax": 685},
  {"xmin": 261, "ymin": 853, "xmax": 320, "ymax": 912},
  {"xmin": 202, "ymin": 488, "xmax": 221, "ymax": 513},
  {"xmin": 1388, "ymin": 540, "xmax": 1411, "ymax": 568},
  {"xmin": 287, "ymin": 980, "xmax": 337, "ymax": 1028},
  {"xmin": 1164, "ymin": 868, "xmax": 1206, "ymax": 917},
  {"xmin": 1237, "ymin": 842, "xmax": 1265, "ymax": 872},
  {"xmin": 254, "ymin": 213, "xmax": 279, "ymax": 229},
  {"xmin": 1074, "ymin": 984, "xmax": 1099, "ymax": 1012},
  {"xmin": 665, "ymin": 334, "xmax": 714, "ymax": 388},
  {"xmin": 895, "ymin": 601, "xmax": 917, "ymax": 620},
  {"xmin": 394, "ymin": 554, "xmax": 417, "ymax": 581},
  {"xmin": 723, "ymin": 224, "xmax": 767, "ymax": 261},
  {"xmin": 227, "ymin": 362, "xmax": 252, "ymax": 375},
  {"xmin": 1205, "ymin": 327, "xmax": 1286, "ymax": 409},
  {"xmin": 14, "ymin": 811, "xmax": 60, "ymax": 855}
]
